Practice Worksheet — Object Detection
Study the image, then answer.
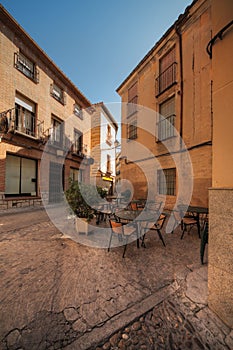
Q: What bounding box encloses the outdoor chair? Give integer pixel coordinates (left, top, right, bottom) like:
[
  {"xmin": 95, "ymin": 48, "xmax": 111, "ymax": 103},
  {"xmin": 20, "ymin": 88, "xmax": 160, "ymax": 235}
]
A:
[
  {"xmin": 172, "ymin": 210, "xmax": 198, "ymax": 239},
  {"xmin": 108, "ymin": 219, "xmax": 137, "ymax": 258},
  {"xmin": 130, "ymin": 202, "xmax": 143, "ymax": 210},
  {"xmin": 141, "ymin": 213, "xmax": 167, "ymax": 248}
]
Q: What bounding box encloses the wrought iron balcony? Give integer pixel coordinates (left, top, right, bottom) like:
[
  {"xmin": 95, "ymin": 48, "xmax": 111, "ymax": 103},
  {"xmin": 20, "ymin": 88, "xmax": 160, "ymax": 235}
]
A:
[
  {"xmin": 0, "ymin": 107, "xmax": 44, "ymax": 139},
  {"xmin": 156, "ymin": 62, "xmax": 177, "ymax": 96},
  {"xmin": 71, "ymin": 141, "xmax": 86, "ymax": 157}
]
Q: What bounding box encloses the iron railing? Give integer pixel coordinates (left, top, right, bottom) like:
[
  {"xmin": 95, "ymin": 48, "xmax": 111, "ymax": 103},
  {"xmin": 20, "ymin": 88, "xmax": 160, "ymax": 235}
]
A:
[
  {"xmin": 0, "ymin": 107, "xmax": 44, "ymax": 139},
  {"xmin": 156, "ymin": 62, "xmax": 177, "ymax": 95}
]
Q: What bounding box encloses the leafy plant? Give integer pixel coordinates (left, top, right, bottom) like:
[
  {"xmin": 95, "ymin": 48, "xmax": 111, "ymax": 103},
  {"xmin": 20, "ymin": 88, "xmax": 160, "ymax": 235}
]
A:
[{"xmin": 65, "ymin": 179, "xmax": 107, "ymax": 222}]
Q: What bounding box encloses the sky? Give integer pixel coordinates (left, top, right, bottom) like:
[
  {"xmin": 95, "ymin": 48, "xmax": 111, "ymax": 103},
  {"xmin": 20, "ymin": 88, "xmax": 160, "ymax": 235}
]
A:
[{"xmin": 1, "ymin": 0, "xmax": 192, "ymax": 105}]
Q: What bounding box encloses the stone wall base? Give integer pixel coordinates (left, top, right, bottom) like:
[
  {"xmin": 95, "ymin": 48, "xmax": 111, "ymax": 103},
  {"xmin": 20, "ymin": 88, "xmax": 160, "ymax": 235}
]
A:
[
  {"xmin": 208, "ymin": 187, "xmax": 233, "ymax": 328},
  {"xmin": 0, "ymin": 196, "xmax": 43, "ymax": 212}
]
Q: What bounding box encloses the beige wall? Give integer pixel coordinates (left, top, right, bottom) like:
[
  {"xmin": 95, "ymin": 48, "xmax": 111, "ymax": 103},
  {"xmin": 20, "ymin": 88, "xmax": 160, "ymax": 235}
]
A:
[{"xmin": 208, "ymin": 0, "xmax": 233, "ymax": 328}]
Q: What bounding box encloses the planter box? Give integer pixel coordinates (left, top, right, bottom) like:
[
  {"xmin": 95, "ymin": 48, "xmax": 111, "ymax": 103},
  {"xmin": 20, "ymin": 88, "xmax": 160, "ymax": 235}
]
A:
[{"xmin": 75, "ymin": 217, "xmax": 89, "ymax": 235}]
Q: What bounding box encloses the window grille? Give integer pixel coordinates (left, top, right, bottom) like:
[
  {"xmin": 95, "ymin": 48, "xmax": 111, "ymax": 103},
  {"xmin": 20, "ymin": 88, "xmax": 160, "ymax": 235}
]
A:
[
  {"xmin": 158, "ymin": 168, "xmax": 176, "ymax": 196},
  {"xmin": 14, "ymin": 52, "xmax": 39, "ymax": 83}
]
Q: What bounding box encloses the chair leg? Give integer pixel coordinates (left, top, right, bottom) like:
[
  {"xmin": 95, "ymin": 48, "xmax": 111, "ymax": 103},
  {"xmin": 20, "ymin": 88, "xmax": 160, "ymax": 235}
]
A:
[
  {"xmin": 157, "ymin": 229, "xmax": 166, "ymax": 247},
  {"xmin": 141, "ymin": 233, "xmax": 146, "ymax": 248},
  {"xmin": 122, "ymin": 237, "xmax": 128, "ymax": 258},
  {"xmin": 180, "ymin": 228, "xmax": 185, "ymax": 240},
  {"xmin": 180, "ymin": 223, "xmax": 186, "ymax": 239}
]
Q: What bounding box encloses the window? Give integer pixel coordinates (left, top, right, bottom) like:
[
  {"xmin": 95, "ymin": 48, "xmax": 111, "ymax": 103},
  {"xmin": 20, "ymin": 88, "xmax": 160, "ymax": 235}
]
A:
[
  {"xmin": 14, "ymin": 94, "xmax": 36, "ymax": 137},
  {"xmin": 156, "ymin": 47, "xmax": 176, "ymax": 95},
  {"xmin": 73, "ymin": 129, "xmax": 83, "ymax": 154},
  {"xmin": 50, "ymin": 116, "xmax": 63, "ymax": 146},
  {"xmin": 107, "ymin": 154, "xmax": 112, "ymax": 173},
  {"xmin": 127, "ymin": 82, "xmax": 138, "ymax": 117},
  {"xmin": 14, "ymin": 51, "xmax": 39, "ymax": 83},
  {"xmin": 106, "ymin": 124, "xmax": 112, "ymax": 145},
  {"xmin": 70, "ymin": 168, "xmax": 83, "ymax": 182},
  {"xmin": 5, "ymin": 154, "xmax": 37, "ymax": 196},
  {"xmin": 73, "ymin": 103, "xmax": 83, "ymax": 119},
  {"xmin": 158, "ymin": 96, "xmax": 175, "ymax": 140},
  {"xmin": 50, "ymin": 83, "xmax": 66, "ymax": 105},
  {"xmin": 127, "ymin": 118, "xmax": 137, "ymax": 140},
  {"xmin": 158, "ymin": 168, "xmax": 176, "ymax": 196}
]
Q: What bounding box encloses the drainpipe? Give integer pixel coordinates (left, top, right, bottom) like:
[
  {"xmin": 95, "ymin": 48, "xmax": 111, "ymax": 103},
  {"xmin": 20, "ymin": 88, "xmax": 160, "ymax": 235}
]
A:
[{"xmin": 175, "ymin": 23, "xmax": 184, "ymax": 149}]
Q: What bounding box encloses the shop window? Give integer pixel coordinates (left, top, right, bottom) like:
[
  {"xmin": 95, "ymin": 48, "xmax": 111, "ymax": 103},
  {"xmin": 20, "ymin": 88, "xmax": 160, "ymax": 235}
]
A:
[
  {"xmin": 70, "ymin": 168, "xmax": 82, "ymax": 182},
  {"xmin": 5, "ymin": 154, "xmax": 37, "ymax": 196}
]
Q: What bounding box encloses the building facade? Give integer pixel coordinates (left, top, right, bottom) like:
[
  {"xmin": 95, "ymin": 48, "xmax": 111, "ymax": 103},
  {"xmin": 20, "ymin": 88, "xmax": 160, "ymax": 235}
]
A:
[
  {"xmin": 208, "ymin": 0, "xmax": 233, "ymax": 328},
  {"xmin": 117, "ymin": 0, "xmax": 212, "ymax": 209},
  {"xmin": 117, "ymin": 0, "xmax": 233, "ymax": 327},
  {"xmin": 90, "ymin": 102, "xmax": 118, "ymax": 193},
  {"xmin": 0, "ymin": 5, "xmax": 92, "ymax": 210}
]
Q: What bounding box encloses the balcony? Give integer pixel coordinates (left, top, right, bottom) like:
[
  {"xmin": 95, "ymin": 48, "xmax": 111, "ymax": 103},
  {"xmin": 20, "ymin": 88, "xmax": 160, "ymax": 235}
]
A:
[
  {"xmin": 156, "ymin": 62, "xmax": 177, "ymax": 96},
  {"xmin": 71, "ymin": 141, "xmax": 86, "ymax": 158},
  {"xmin": 0, "ymin": 107, "xmax": 44, "ymax": 139}
]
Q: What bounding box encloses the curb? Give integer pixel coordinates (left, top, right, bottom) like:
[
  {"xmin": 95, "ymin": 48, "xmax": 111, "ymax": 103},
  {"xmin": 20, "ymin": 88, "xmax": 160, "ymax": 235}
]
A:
[{"xmin": 64, "ymin": 282, "xmax": 179, "ymax": 350}]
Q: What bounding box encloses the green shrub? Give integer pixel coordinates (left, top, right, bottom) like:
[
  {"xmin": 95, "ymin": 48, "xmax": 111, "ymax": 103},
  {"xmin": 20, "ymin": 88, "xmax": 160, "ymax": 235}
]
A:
[{"xmin": 65, "ymin": 179, "xmax": 107, "ymax": 221}]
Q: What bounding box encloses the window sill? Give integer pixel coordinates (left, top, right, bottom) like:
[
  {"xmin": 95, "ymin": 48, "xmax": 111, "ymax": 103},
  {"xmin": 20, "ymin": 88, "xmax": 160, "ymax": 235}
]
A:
[
  {"xmin": 14, "ymin": 130, "xmax": 39, "ymax": 141},
  {"xmin": 155, "ymin": 81, "xmax": 177, "ymax": 98},
  {"xmin": 4, "ymin": 195, "xmax": 40, "ymax": 199},
  {"xmin": 15, "ymin": 66, "xmax": 39, "ymax": 84},
  {"xmin": 51, "ymin": 94, "xmax": 65, "ymax": 106},
  {"xmin": 156, "ymin": 135, "xmax": 177, "ymax": 143}
]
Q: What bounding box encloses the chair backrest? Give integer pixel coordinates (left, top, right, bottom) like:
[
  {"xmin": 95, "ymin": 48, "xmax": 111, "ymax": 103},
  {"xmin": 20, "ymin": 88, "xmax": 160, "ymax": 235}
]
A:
[
  {"xmin": 130, "ymin": 202, "xmax": 138, "ymax": 211},
  {"xmin": 173, "ymin": 210, "xmax": 182, "ymax": 223},
  {"xmin": 155, "ymin": 214, "xmax": 167, "ymax": 229},
  {"xmin": 109, "ymin": 219, "xmax": 123, "ymax": 234}
]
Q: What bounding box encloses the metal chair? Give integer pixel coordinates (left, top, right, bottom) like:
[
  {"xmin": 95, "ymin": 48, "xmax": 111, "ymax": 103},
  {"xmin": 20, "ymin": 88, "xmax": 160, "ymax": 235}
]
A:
[
  {"xmin": 108, "ymin": 219, "xmax": 137, "ymax": 258},
  {"xmin": 141, "ymin": 213, "xmax": 167, "ymax": 247},
  {"xmin": 130, "ymin": 201, "xmax": 143, "ymax": 211},
  {"xmin": 172, "ymin": 210, "xmax": 198, "ymax": 239}
]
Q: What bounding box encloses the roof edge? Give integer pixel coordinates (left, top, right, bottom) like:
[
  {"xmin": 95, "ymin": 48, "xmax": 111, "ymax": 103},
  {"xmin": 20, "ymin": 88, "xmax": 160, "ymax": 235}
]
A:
[
  {"xmin": 0, "ymin": 4, "xmax": 92, "ymax": 107},
  {"xmin": 116, "ymin": 0, "xmax": 198, "ymax": 93}
]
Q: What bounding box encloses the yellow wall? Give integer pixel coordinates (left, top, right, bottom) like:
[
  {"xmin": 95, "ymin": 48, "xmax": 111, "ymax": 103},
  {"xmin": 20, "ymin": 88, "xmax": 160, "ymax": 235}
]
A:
[
  {"xmin": 208, "ymin": 0, "xmax": 233, "ymax": 328},
  {"xmin": 211, "ymin": 0, "xmax": 233, "ymax": 188}
]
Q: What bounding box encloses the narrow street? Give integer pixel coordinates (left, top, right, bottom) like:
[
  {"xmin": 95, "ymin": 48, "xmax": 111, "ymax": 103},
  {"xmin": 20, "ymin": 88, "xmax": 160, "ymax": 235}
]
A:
[{"xmin": 0, "ymin": 208, "xmax": 232, "ymax": 350}]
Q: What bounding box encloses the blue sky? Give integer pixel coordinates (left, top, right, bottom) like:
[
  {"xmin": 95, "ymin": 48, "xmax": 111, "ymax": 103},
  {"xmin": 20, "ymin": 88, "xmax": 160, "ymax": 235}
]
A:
[{"xmin": 1, "ymin": 0, "xmax": 191, "ymax": 104}]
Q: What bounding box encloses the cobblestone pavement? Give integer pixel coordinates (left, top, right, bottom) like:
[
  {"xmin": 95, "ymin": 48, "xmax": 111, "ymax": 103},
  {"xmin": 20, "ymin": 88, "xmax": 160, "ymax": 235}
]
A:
[{"xmin": 0, "ymin": 207, "xmax": 232, "ymax": 350}]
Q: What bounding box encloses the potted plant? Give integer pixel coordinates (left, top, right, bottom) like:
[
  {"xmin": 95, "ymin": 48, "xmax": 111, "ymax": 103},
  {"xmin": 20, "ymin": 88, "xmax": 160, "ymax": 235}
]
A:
[{"xmin": 65, "ymin": 179, "xmax": 107, "ymax": 234}]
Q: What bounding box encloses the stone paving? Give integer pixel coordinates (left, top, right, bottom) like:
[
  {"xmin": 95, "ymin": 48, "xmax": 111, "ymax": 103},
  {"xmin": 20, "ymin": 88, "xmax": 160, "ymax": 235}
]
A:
[{"xmin": 0, "ymin": 207, "xmax": 232, "ymax": 350}]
